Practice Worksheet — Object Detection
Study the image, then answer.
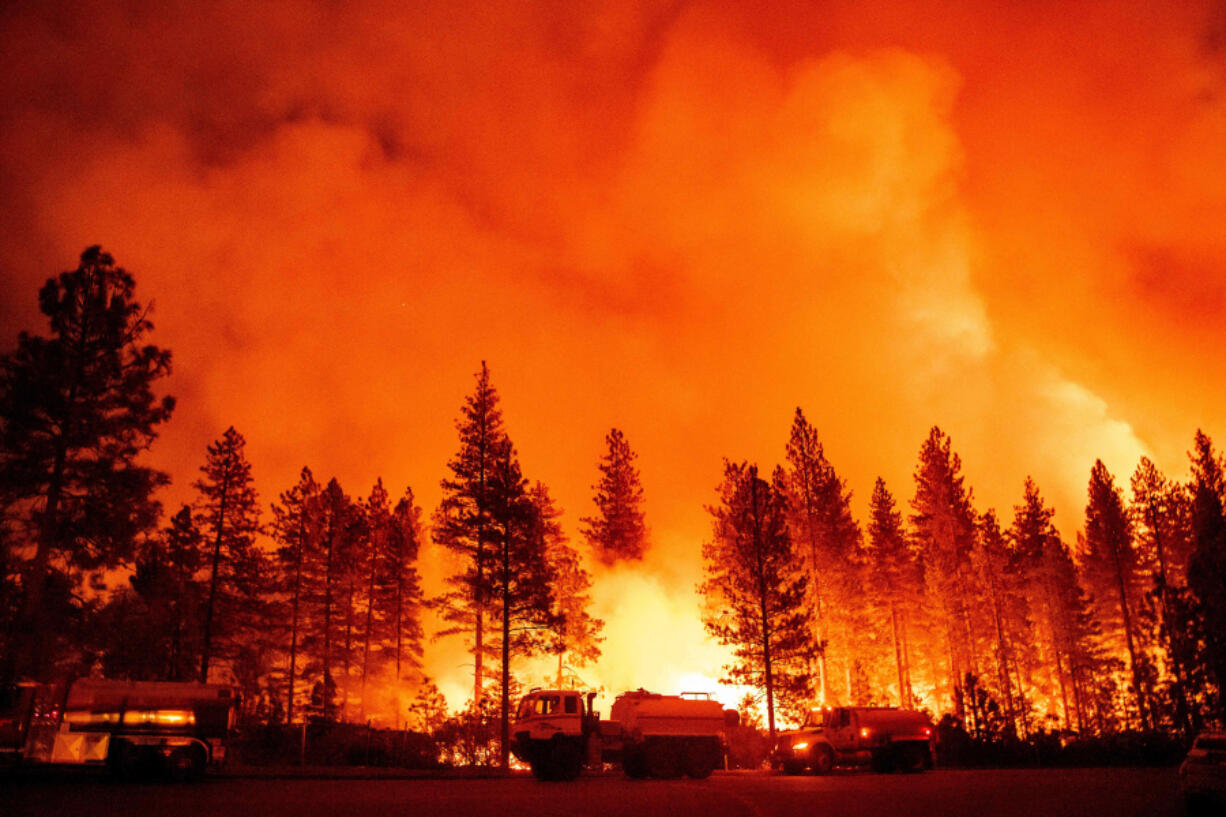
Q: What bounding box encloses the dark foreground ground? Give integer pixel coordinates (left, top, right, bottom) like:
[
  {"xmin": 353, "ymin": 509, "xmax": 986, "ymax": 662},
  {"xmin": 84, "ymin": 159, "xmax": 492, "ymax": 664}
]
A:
[{"xmin": 1, "ymin": 766, "xmax": 1185, "ymax": 817}]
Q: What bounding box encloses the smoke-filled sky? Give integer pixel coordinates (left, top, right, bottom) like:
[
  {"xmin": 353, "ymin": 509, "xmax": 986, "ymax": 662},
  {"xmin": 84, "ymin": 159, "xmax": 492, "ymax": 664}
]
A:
[{"xmin": 3, "ymin": 0, "xmax": 1225, "ymax": 710}]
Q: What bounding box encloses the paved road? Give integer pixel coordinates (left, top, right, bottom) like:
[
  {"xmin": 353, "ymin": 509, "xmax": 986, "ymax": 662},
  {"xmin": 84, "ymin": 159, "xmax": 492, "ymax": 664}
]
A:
[{"xmin": 1, "ymin": 767, "xmax": 1184, "ymax": 817}]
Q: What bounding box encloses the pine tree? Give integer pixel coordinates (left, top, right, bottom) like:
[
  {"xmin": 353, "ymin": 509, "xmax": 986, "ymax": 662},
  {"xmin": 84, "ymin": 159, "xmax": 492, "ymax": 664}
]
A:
[
  {"xmin": 127, "ymin": 505, "xmax": 205, "ymax": 681},
  {"xmin": 1080, "ymin": 459, "xmax": 1148, "ymax": 729},
  {"xmin": 358, "ymin": 479, "xmax": 391, "ymax": 721},
  {"xmin": 307, "ymin": 478, "xmax": 356, "ymax": 721},
  {"xmin": 865, "ymin": 478, "xmax": 920, "ymax": 709},
  {"xmin": 973, "ymin": 509, "xmax": 1025, "ymax": 734},
  {"xmin": 0, "ymin": 246, "xmax": 174, "ymax": 680},
  {"xmin": 386, "ymin": 486, "xmax": 425, "ymax": 682},
  {"xmin": 1187, "ymin": 430, "xmax": 1226, "ymax": 719},
  {"xmin": 533, "ymin": 482, "xmax": 602, "ymax": 688},
  {"xmin": 271, "ymin": 466, "xmax": 320, "ymax": 724},
  {"xmin": 486, "ymin": 441, "xmax": 556, "ymax": 769},
  {"xmin": 911, "ymin": 427, "xmax": 981, "ymax": 717},
  {"xmin": 434, "ymin": 362, "xmax": 506, "ymax": 709},
  {"xmin": 700, "ymin": 461, "xmax": 812, "ymax": 742},
  {"xmin": 1010, "ymin": 478, "xmax": 1070, "ymax": 731},
  {"xmin": 776, "ymin": 408, "xmax": 862, "ymax": 705},
  {"xmin": 194, "ymin": 426, "xmax": 262, "ymax": 684},
  {"xmin": 580, "ymin": 428, "xmax": 649, "ymax": 565},
  {"xmin": 1130, "ymin": 456, "xmax": 1195, "ymax": 735}
]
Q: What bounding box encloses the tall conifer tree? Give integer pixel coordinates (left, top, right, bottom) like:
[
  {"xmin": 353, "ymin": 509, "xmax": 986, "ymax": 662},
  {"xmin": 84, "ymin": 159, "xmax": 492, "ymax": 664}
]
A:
[
  {"xmin": 911, "ymin": 427, "xmax": 981, "ymax": 716},
  {"xmin": 195, "ymin": 426, "xmax": 261, "ymax": 683},
  {"xmin": 866, "ymin": 478, "xmax": 919, "ymax": 708},
  {"xmin": 701, "ymin": 461, "xmax": 812, "ymax": 741},
  {"xmin": 271, "ymin": 467, "xmax": 320, "ymax": 724},
  {"xmin": 486, "ymin": 441, "xmax": 555, "ymax": 769},
  {"xmin": 1188, "ymin": 431, "xmax": 1226, "ymax": 719},
  {"xmin": 386, "ymin": 487, "xmax": 425, "ymax": 682},
  {"xmin": 581, "ymin": 428, "xmax": 649, "ymax": 565},
  {"xmin": 776, "ymin": 408, "xmax": 861, "ymax": 704},
  {"xmin": 0, "ymin": 247, "xmax": 174, "ymax": 679},
  {"xmin": 1081, "ymin": 459, "xmax": 1148, "ymax": 729},
  {"xmin": 533, "ymin": 482, "xmax": 602, "ymax": 688},
  {"xmin": 435, "ymin": 362, "xmax": 506, "ymax": 709}
]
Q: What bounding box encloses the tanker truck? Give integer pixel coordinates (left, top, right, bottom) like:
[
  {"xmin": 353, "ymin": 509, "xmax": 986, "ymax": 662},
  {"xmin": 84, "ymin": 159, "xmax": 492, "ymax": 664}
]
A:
[
  {"xmin": 511, "ymin": 688, "xmax": 734, "ymax": 781},
  {"xmin": 772, "ymin": 705, "xmax": 934, "ymax": 774},
  {"xmin": 0, "ymin": 678, "xmax": 237, "ymax": 779}
]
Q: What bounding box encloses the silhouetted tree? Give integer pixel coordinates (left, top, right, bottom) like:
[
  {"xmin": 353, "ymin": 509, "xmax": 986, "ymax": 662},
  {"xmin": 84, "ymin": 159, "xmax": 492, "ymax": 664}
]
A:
[
  {"xmin": 581, "ymin": 428, "xmax": 649, "ymax": 565},
  {"xmin": 533, "ymin": 482, "xmax": 602, "ymax": 688},
  {"xmin": 1187, "ymin": 430, "xmax": 1226, "ymax": 719},
  {"xmin": 358, "ymin": 479, "xmax": 392, "ymax": 721},
  {"xmin": 776, "ymin": 408, "xmax": 861, "ymax": 705},
  {"xmin": 911, "ymin": 427, "xmax": 981, "ymax": 717},
  {"xmin": 125, "ymin": 505, "xmax": 205, "ymax": 681},
  {"xmin": 486, "ymin": 441, "xmax": 556, "ymax": 769},
  {"xmin": 194, "ymin": 426, "xmax": 262, "ymax": 683},
  {"xmin": 271, "ymin": 466, "xmax": 320, "ymax": 724},
  {"xmin": 701, "ymin": 461, "xmax": 812, "ymax": 742},
  {"xmin": 306, "ymin": 478, "xmax": 356, "ymax": 721},
  {"xmin": 866, "ymin": 478, "xmax": 921, "ymax": 708},
  {"xmin": 1081, "ymin": 460, "xmax": 1148, "ymax": 729},
  {"xmin": 435, "ymin": 362, "xmax": 506, "ymax": 709},
  {"xmin": 386, "ymin": 487, "xmax": 425, "ymax": 682},
  {"xmin": 0, "ymin": 247, "xmax": 174, "ymax": 680},
  {"xmin": 972, "ymin": 509, "xmax": 1025, "ymax": 735}
]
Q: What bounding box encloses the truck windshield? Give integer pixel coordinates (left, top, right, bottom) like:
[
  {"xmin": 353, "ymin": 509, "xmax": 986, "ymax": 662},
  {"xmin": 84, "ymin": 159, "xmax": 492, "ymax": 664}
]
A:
[{"xmin": 519, "ymin": 694, "xmax": 562, "ymax": 718}]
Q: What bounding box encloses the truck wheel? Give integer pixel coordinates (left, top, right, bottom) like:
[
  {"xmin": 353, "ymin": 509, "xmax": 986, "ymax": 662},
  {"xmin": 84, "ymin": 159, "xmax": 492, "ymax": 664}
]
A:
[
  {"xmin": 898, "ymin": 744, "xmax": 927, "ymax": 773},
  {"xmin": 812, "ymin": 746, "xmax": 834, "ymax": 775},
  {"xmin": 623, "ymin": 750, "xmax": 649, "ymax": 779},
  {"xmin": 870, "ymin": 748, "xmax": 897, "ymax": 774},
  {"xmin": 167, "ymin": 746, "xmax": 207, "ymax": 782},
  {"xmin": 646, "ymin": 742, "xmax": 682, "ymax": 779},
  {"xmin": 107, "ymin": 739, "xmax": 141, "ymax": 780},
  {"xmin": 683, "ymin": 744, "xmax": 715, "ymax": 779},
  {"xmin": 549, "ymin": 740, "xmax": 582, "ymax": 781}
]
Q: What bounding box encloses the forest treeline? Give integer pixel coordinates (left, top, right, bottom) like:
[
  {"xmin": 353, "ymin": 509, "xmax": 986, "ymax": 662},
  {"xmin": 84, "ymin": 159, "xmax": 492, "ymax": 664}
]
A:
[
  {"xmin": 702, "ymin": 410, "xmax": 1226, "ymax": 753},
  {"xmin": 2, "ymin": 248, "xmax": 1224, "ymax": 770}
]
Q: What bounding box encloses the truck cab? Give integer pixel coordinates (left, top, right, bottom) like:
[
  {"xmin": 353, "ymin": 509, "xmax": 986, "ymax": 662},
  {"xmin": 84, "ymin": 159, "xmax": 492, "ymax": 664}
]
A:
[
  {"xmin": 511, "ymin": 689, "xmax": 600, "ymax": 780},
  {"xmin": 773, "ymin": 706, "xmax": 934, "ymax": 774}
]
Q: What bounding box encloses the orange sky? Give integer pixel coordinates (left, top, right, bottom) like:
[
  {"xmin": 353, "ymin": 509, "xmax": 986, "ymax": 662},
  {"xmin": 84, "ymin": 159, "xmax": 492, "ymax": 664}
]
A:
[{"xmin": 2, "ymin": 0, "xmax": 1225, "ymax": 711}]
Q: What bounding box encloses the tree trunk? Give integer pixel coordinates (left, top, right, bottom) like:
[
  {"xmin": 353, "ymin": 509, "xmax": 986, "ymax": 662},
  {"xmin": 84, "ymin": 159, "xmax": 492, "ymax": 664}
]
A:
[
  {"xmin": 360, "ymin": 534, "xmax": 378, "ymax": 723},
  {"xmin": 499, "ymin": 525, "xmax": 512, "ymax": 771},
  {"xmin": 287, "ymin": 518, "xmax": 305, "ymax": 725},
  {"xmin": 322, "ymin": 513, "xmax": 335, "ymax": 720},
  {"xmin": 891, "ymin": 605, "xmax": 906, "ymax": 708},
  {"xmin": 200, "ymin": 486, "xmax": 229, "ymax": 683},
  {"xmin": 1109, "ymin": 544, "xmax": 1148, "ymax": 730}
]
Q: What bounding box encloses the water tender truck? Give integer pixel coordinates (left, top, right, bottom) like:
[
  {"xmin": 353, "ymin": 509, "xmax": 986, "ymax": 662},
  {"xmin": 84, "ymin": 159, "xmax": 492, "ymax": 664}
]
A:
[{"xmin": 511, "ymin": 687, "xmax": 734, "ymax": 780}]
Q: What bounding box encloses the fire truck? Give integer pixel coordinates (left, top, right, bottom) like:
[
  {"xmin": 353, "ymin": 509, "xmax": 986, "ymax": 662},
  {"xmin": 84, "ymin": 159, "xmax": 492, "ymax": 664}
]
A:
[
  {"xmin": 772, "ymin": 705, "xmax": 934, "ymax": 774},
  {"xmin": 0, "ymin": 678, "xmax": 237, "ymax": 779},
  {"xmin": 511, "ymin": 688, "xmax": 735, "ymax": 781}
]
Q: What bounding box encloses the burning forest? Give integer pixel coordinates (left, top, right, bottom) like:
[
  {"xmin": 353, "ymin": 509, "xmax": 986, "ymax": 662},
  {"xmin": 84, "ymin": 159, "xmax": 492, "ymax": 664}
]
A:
[{"xmin": 2, "ymin": 0, "xmax": 1226, "ymax": 774}]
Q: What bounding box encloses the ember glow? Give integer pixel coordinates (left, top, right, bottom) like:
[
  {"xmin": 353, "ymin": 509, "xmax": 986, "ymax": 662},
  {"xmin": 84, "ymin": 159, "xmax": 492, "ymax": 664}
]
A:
[{"xmin": 2, "ymin": 1, "xmax": 1225, "ymax": 725}]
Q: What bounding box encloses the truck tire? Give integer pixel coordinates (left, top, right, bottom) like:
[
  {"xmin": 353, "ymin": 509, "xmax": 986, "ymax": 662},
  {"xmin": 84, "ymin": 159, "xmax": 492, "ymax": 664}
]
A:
[
  {"xmin": 623, "ymin": 749, "xmax": 649, "ymax": 779},
  {"xmin": 683, "ymin": 742, "xmax": 715, "ymax": 779},
  {"xmin": 812, "ymin": 745, "xmax": 834, "ymax": 775},
  {"xmin": 898, "ymin": 744, "xmax": 928, "ymax": 773},
  {"xmin": 870, "ymin": 748, "xmax": 897, "ymax": 774},
  {"xmin": 646, "ymin": 741, "xmax": 682, "ymax": 779},
  {"xmin": 167, "ymin": 745, "xmax": 207, "ymax": 782},
  {"xmin": 550, "ymin": 739, "xmax": 583, "ymax": 781}
]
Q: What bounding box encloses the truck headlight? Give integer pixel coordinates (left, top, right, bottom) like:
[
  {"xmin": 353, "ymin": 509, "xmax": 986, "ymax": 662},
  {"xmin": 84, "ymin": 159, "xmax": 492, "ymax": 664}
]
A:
[{"xmin": 792, "ymin": 741, "xmax": 809, "ymax": 753}]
